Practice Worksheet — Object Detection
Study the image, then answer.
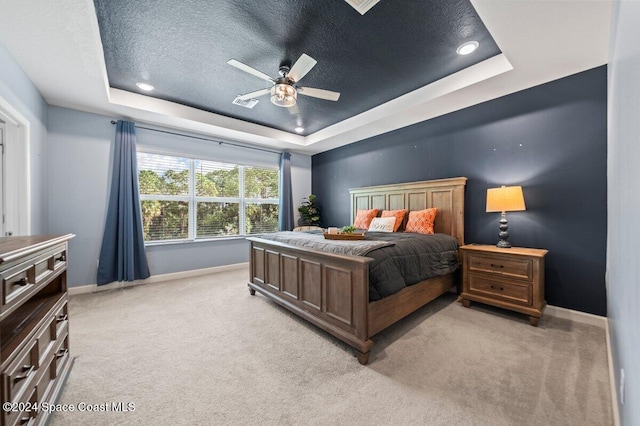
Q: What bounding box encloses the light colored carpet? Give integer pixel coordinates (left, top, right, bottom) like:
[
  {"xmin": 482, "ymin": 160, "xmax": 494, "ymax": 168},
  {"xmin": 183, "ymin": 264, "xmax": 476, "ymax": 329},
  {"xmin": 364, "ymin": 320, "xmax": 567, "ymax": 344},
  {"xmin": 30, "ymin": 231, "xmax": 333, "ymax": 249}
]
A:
[{"xmin": 50, "ymin": 268, "xmax": 613, "ymax": 425}]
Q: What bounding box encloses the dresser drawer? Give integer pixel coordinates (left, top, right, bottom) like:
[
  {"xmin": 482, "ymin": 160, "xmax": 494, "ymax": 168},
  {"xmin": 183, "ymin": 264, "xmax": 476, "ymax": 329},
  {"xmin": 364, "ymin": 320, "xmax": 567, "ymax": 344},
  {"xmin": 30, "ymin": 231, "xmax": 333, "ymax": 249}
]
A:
[
  {"xmin": 53, "ymin": 335, "xmax": 70, "ymax": 377},
  {"xmin": 1, "ymin": 265, "xmax": 36, "ymax": 312},
  {"xmin": 54, "ymin": 301, "xmax": 69, "ymax": 339},
  {"xmin": 33, "ymin": 243, "xmax": 67, "ymax": 286},
  {"xmin": 3, "ymin": 386, "xmax": 38, "ymax": 426},
  {"xmin": 35, "ymin": 349, "xmax": 57, "ymax": 404},
  {"xmin": 468, "ymin": 253, "xmax": 532, "ymax": 281},
  {"xmin": 468, "ymin": 275, "xmax": 532, "ymax": 306},
  {"xmin": 4, "ymin": 340, "xmax": 39, "ymax": 403},
  {"xmin": 35, "ymin": 315, "xmax": 57, "ymax": 364}
]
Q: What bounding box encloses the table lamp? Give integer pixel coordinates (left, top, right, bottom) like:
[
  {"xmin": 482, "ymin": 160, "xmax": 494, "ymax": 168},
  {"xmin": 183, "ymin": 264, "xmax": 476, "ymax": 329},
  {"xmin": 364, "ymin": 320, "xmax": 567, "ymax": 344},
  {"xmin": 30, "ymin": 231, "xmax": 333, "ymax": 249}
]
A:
[{"xmin": 486, "ymin": 185, "xmax": 526, "ymax": 248}]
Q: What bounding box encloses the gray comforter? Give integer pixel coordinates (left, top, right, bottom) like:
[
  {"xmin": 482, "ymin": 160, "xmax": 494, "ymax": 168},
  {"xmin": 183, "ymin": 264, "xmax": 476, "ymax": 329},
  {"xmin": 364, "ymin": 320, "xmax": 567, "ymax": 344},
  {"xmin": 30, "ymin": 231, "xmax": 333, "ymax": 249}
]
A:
[
  {"xmin": 363, "ymin": 232, "xmax": 460, "ymax": 300},
  {"xmin": 256, "ymin": 231, "xmax": 460, "ymax": 301}
]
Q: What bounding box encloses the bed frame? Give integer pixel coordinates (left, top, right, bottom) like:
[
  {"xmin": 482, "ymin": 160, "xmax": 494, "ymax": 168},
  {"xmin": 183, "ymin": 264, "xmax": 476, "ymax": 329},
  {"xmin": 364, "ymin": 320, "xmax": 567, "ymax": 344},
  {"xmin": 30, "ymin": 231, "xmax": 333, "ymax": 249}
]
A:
[{"xmin": 247, "ymin": 177, "xmax": 467, "ymax": 364}]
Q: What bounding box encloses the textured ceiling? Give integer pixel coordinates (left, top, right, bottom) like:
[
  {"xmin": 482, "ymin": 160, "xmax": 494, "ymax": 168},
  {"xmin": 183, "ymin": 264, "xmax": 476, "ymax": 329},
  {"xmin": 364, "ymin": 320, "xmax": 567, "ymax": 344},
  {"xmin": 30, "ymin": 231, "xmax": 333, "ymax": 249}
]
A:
[{"xmin": 93, "ymin": 0, "xmax": 501, "ymax": 135}]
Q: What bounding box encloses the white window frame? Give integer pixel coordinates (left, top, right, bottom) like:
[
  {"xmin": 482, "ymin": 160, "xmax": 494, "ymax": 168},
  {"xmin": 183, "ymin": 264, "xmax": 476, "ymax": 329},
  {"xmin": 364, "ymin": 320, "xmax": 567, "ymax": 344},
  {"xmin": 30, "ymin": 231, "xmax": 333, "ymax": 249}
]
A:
[{"xmin": 137, "ymin": 150, "xmax": 279, "ymax": 245}]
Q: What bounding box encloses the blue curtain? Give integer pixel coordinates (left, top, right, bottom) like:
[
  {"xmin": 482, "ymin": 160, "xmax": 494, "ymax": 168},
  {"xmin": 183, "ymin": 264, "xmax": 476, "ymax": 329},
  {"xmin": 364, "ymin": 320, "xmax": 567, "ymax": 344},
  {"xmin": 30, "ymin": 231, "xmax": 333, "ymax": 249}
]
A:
[
  {"xmin": 278, "ymin": 151, "xmax": 294, "ymax": 231},
  {"xmin": 97, "ymin": 120, "xmax": 150, "ymax": 285}
]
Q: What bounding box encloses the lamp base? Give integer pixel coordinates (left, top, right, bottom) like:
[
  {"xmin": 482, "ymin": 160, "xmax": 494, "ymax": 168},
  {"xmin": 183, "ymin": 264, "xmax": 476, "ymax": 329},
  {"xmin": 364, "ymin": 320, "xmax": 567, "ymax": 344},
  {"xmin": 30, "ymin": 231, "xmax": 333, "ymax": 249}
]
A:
[
  {"xmin": 496, "ymin": 212, "xmax": 512, "ymax": 248},
  {"xmin": 496, "ymin": 239, "xmax": 512, "ymax": 248}
]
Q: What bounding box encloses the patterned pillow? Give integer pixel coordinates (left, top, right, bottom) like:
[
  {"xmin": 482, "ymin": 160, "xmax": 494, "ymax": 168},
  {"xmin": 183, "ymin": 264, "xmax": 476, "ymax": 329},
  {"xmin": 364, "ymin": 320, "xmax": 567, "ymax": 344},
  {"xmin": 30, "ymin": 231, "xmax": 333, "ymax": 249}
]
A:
[
  {"xmin": 353, "ymin": 209, "xmax": 378, "ymax": 230},
  {"xmin": 405, "ymin": 208, "xmax": 438, "ymax": 234},
  {"xmin": 381, "ymin": 209, "xmax": 407, "ymax": 232},
  {"xmin": 368, "ymin": 217, "xmax": 396, "ymax": 232}
]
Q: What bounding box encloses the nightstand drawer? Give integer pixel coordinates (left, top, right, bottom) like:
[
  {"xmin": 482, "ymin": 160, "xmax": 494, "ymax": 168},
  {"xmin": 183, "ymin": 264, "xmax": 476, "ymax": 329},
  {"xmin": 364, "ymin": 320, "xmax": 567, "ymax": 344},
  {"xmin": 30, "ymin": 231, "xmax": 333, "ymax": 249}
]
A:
[
  {"xmin": 468, "ymin": 275, "xmax": 531, "ymax": 305},
  {"xmin": 468, "ymin": 253, "xmax": 532, "ymax": 281}
]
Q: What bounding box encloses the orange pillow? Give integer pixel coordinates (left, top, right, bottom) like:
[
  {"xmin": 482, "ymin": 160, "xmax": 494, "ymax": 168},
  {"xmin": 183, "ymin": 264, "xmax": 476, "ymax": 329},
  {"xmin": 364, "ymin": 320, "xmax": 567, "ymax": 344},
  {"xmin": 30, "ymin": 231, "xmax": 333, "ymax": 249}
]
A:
[
  {"xmin": 353, "ymin": 209, "xmax": 378, "ymax": 230},
  {"xmin": 381, "ymin": 209, "xmax": 407, "ymax": 232},
  {"xmin": 405, "ymin": 208, "xmax": 438, "ymax": 234}
]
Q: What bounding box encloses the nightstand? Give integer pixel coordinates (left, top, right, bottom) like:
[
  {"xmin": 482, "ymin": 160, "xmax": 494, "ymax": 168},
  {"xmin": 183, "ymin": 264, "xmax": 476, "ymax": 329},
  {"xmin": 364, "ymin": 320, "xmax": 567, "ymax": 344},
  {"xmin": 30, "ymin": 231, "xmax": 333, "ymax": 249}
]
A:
[{"xmin": 458, "ymin": 244, "xmax": 548, "ymax": 326}]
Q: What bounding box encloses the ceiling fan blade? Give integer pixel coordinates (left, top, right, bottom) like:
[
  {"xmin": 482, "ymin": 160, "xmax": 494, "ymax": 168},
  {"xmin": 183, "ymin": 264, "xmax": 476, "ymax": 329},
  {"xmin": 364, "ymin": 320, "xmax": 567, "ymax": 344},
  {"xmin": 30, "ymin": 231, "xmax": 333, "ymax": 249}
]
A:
[
  {"xmin": 297, "ymin": 87, "xmax": 340, "ymax": 101},
  {"xmin": 227, "ymin": 59, "xmax": 275, "ymax": 83},
  {"xmin": 287, "ymin": 54, "xmax": 317, "ymax": 82},
  {"xmin": 237, "ymin": 88, "xmax": 271, "ymax": 101}
]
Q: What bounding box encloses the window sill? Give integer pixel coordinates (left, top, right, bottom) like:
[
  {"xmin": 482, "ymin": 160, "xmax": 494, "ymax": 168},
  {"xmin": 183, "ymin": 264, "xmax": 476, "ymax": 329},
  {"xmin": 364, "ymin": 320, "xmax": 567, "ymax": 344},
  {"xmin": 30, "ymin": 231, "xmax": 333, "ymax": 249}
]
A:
[{"xmin": 144, "ymin": 235, "xmax": 252, "ymax": 247}]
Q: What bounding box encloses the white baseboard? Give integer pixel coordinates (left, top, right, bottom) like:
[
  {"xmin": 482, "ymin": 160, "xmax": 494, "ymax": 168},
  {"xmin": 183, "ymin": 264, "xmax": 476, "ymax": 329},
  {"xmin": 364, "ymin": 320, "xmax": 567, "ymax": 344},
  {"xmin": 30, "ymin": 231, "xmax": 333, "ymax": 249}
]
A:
[
  {"xmin": 606, "ymin": 321, "xmax": 621, "ymax": 426},
  {"xmin": 545, "ymin": 304, "xmax": 607, "ymax": 328},
  {"xmin": 68, "ymin": 262, "xmax": 249, "ymax": 296}
]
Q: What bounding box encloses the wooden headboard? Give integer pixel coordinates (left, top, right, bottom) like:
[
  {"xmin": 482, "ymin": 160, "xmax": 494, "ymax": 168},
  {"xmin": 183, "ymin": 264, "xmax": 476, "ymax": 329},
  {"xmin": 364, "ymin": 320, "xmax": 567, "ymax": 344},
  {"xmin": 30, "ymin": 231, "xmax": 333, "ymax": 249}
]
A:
[{"xmin": 349, "ymin": 177, "xmax": 467, "ymax": 245}]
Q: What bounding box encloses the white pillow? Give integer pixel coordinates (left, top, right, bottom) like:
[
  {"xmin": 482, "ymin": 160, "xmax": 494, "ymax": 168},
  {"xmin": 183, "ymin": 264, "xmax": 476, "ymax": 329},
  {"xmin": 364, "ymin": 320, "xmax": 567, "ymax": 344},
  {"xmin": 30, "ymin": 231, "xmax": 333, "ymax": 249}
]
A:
[{"xmin": 368, "ymin": 217, "xmax": 396, "ymax": 232}]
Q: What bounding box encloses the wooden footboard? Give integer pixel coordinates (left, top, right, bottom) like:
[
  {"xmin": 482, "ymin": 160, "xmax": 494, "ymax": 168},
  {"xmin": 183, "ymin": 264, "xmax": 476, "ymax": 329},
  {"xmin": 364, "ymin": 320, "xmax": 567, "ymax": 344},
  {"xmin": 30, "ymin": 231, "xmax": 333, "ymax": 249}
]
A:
[{"xmin": 247, "ymin": 237, "xmax": 374, "ymax": 363}]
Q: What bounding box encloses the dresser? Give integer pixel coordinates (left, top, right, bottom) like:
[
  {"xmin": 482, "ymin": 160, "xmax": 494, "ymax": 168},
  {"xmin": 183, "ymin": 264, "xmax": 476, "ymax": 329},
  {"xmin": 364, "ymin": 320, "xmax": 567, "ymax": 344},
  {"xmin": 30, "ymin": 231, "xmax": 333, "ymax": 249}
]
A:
[
  {"xmin": 0, "ymin": 235, "xmax": 74, "ymax": 426},
  {"xmin": 458, "ymin": 244, "xmax": 548, "ymax": 326}
]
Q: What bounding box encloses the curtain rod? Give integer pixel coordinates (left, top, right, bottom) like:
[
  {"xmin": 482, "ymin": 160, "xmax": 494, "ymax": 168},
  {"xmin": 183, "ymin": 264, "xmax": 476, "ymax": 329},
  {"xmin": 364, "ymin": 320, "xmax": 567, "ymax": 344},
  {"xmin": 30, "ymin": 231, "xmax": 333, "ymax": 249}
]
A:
[{"xmin": 110, "ymin": 120, "xmax": 282, "ymax": 155}]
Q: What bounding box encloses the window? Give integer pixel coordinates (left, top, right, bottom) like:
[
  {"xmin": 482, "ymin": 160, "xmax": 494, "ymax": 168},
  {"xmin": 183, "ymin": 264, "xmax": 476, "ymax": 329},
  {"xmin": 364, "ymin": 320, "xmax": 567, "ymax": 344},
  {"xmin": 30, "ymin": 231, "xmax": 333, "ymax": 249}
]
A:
[{"xmin": 137, "ymin": 152, "xmax": 279, "ymax": 242}]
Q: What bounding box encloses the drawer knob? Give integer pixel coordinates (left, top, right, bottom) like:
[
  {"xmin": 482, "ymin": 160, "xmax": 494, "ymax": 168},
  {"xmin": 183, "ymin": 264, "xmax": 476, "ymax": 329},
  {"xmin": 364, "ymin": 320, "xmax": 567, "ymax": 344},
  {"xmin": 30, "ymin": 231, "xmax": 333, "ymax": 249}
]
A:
[
  {"xmin": 489, "ymin": 284, "xmax": 505, "ymax": 291},
  {"xmin": 17, "ymin": 277, "xmax": 29, "ymax": 286},
  {"xmin": 56, "ymin": 348, "xmax": 69, "ymax": 359},
  {"xmin": 58, "ymin": 254, "xmax": 66, "ymax": 262},
  {"xmin": 56, "ymin": 313, "xmax": 68, "ymax": 323},
  {"xmin": 14, "ymin": 365, "xmax": 35, "ymax": 382},
  {"xmin": 490, "ymin": 263, "xmax": 504, "ymax": 269}
]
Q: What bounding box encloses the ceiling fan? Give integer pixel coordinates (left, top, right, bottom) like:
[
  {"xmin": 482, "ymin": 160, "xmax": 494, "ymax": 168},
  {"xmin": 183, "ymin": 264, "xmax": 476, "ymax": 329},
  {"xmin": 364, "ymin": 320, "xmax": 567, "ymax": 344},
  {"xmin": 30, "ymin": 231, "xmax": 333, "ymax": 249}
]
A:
[{"xmin": 227, "ymin": 54, "xmax": 340, "ymax": 110}]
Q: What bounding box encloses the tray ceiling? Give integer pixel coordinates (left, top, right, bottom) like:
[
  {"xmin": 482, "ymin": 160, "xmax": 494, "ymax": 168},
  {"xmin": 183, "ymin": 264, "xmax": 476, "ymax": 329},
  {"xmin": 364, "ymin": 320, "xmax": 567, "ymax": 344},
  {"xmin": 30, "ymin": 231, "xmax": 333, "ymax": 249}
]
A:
[
  {"xmin": 93, "ymin": 0, "xmax": 501, "ymax": 135},
  {"xmin": 0, "ymin": 1, "xmax": 612, "ymax": 154}
]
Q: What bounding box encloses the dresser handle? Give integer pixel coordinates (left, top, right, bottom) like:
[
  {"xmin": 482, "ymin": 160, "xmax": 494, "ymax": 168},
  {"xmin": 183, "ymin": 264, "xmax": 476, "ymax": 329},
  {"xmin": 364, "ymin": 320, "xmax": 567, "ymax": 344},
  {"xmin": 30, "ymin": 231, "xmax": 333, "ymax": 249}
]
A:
[
  {"xmin": 14, "ymin": 365, "xmax": 35, "ymax": 382},
  {"xmin": 489, "ymin": 284, "xmax": 505, "ymax": 291},
  {"xmin": 490, "ymin": 264, "xmax": 504, "ymax": 269},
  {"xmin": 16, "ymin": 277, "xmax": 29, "ymax": 286},
  {"xmin": 20, "ymin": 416, "xmax": 35, "ymax": 425},
  {"xmin": 58, "ymin": 254, "xmax": 66, "ymax": 262},
  {"xmin": 56, "ymin": 348, "xmax": 69, "ymax": 359},
  {"xmin": 56, "ymin": 313, "xmax": 68, "ymax": 323}
]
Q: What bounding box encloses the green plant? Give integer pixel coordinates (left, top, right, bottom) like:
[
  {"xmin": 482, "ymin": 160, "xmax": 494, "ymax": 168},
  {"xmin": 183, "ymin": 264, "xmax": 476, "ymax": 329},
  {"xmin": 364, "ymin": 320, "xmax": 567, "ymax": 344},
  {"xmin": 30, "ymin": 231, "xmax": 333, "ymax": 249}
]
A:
[
  {"xmin": 298, "ymin": 194, "xmax": 320, "ymax": 226},
  {"xmin": 341, "ymin": 225, "xmax": 357, "ymax": 234}
]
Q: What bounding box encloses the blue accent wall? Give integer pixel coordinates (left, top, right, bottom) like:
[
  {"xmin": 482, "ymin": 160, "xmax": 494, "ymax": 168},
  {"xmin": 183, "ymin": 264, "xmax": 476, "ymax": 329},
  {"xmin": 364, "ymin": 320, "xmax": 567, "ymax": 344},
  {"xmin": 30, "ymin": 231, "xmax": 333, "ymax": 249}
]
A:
[{"xmin": 312, "ymin": 66, "xmax": 607, "ymax": 316}]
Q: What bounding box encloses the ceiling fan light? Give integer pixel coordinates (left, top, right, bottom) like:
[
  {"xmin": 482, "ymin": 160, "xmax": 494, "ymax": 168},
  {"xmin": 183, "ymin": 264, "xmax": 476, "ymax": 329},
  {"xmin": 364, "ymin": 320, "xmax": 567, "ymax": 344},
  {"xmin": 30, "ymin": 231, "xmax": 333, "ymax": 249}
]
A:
[{"xmin": 270, "ymin": 84, "xmax": 297, "ymax": 107}]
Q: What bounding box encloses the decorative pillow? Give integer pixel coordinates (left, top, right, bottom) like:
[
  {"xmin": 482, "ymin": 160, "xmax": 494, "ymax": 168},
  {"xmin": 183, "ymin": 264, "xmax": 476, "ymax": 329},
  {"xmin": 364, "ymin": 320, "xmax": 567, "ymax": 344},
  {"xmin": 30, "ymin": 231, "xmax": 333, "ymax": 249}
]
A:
[
  {"xmin": 405, "ymin": 208, "xmax": 438, "ymax": 234},
  {"xmin": 381, "ymin": 209, "xmax": 407, "ymax": 232},
  {"xmin": 353, "ymin": 209, "xmax": 378, "ymax": 230},
  {"xmin": 368, "ymin": 217, "xmax": 396, "ymax": 232}
]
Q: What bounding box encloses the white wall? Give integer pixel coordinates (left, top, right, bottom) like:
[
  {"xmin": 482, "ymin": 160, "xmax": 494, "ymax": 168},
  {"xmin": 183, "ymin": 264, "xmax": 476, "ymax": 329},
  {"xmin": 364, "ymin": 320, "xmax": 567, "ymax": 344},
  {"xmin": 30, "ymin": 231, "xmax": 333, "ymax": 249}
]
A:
[
  {"xmin": 608, "ymin": 1, "xmax": 640, "ymax": 424},
  {"xmin": 47, "ymin": 106, "xmax": 312, "ymax": 286},
  {"xmin": 0, "ymin": 42, "xmax": 48, "ymax": 234}
]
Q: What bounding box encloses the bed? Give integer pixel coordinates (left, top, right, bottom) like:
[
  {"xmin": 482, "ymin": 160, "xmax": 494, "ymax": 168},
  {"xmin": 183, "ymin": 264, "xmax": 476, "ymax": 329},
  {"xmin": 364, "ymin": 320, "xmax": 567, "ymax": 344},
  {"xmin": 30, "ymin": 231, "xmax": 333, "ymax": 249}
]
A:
[{"xmin": 247, "ymin": 177, "xmax": 467, "ymax": 364}]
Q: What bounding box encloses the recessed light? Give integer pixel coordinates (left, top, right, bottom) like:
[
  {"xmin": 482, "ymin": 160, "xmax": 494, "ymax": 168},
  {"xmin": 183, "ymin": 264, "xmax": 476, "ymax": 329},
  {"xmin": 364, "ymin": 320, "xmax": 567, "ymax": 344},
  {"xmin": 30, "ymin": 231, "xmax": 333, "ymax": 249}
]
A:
[
  {"xmin": 456, "ymin": 41, "xmax": 479, "ymax": 55},
  {"xmin": 136, "ymin": 82, "xmax": 155, "ymax": 91},
  {"xmin": 294, "ymin": 126, "xmax": 305, "ymax": 133}
]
